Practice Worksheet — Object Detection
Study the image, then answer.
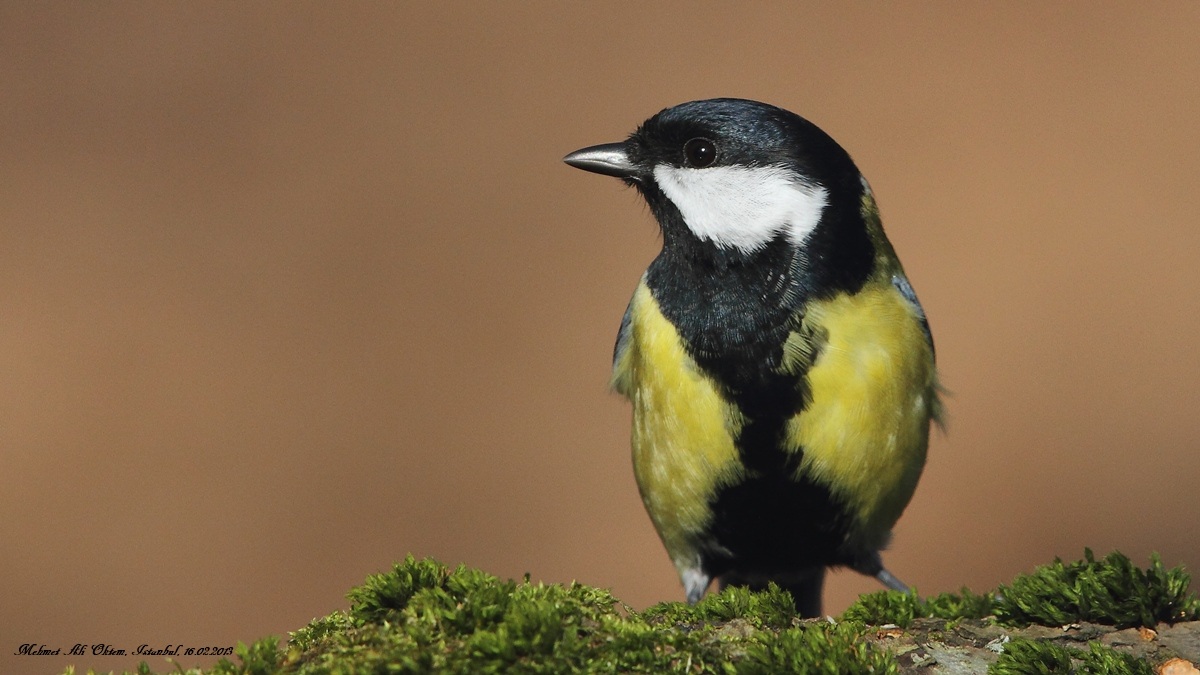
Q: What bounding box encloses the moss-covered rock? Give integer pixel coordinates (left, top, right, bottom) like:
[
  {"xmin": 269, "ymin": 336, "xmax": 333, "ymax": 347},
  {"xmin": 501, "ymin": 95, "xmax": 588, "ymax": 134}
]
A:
[
  {"xmin": 63, "ymin": 551, "xmax": 1200, "ymax": 675},
  {"xmin": 993, "ymin": 549, "xmax": 1200, "ymax": 629}
]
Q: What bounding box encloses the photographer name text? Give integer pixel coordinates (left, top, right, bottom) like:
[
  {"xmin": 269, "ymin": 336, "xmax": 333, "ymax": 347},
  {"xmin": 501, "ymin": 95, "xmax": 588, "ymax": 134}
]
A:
[{"xmin": 15, "ymin": 643, "xmax": 234, "ymax": 657}]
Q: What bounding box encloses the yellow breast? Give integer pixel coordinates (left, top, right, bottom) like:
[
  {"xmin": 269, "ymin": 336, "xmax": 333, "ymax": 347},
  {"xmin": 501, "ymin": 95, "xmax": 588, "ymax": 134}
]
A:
[
  {"xmin": 612, "ymin": 282, "xmax": 743, "ymax": 565},
  {"xmin": 612, "ymin": 274, "xmax": 938, "ymax": 563},
  {"xmin": 787, "ymin": 281, "xmax": 938, "ymax": 548}
]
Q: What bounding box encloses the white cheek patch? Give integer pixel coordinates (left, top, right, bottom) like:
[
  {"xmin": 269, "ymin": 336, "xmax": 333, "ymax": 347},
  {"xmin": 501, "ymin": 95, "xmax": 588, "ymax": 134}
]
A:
[{"xmin": 653, "ymin": 164, "xmax": 829, "ymax": 253}]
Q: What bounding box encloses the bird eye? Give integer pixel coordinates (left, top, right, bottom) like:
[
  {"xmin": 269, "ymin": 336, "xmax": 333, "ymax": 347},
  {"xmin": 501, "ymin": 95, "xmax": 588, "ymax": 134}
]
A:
[{"xmin": 683, "ymin": 137, "xmax": 717, "ymax": 168}]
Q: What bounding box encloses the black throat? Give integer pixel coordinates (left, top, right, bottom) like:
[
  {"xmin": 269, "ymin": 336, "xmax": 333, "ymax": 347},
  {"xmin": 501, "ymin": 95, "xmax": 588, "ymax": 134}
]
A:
[{"xmin": 638, "ymin": 177, "xmax": 873, "ymax": 393}]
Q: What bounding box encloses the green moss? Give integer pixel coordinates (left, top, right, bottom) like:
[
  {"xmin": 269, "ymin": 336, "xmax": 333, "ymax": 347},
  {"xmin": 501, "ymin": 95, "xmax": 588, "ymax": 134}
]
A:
[
  {"xmin": 841, "ymin": 550, "xmax": 1198, "ymax": 630},
  {"xmin": 841, "ymin": 588, "xmax": 924, "ymax": 627},
  {"xmin": 64, "ymin": 550, "xmax": 1197, "ymax": 674},
  {"xmin": 739, "ymin": 621, "xmax": 897, "ymax": 674},
  {"xmin": 1076, "ymin": 641, "xmax": 1156, "ymax": 675},
  {"xmin": 989, "ymin": 638, "xmax": 1074, "ymax": 674},
  {"xmin": 344, "ymin": 554, "xmax": 454, "ymax": 623},
  {"xmin": 987, "ymin": 638, "xmax": 1155, "ymax": 675},
  {"xmin": 995, "ymin": 549, "xmax": 1200, "ymax": 628},
  {"xmin": 231, "ymin": 558, "xmax": 891, "ymax": 674},
  {"xmin": 841, "ymin": 587, "xmax": 995, "ymax": 628},
  {"xmin": 641, "ymin": 582, "xmax": 797, "ymax": 629},
  {"xmin": 924, "ymin": 587, "xmax": 998, "ymax": 621}
]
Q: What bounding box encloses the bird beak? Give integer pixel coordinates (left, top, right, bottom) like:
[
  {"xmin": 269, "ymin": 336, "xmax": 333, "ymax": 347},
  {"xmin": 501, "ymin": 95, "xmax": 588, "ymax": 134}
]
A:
[{"xmin": 563, "ymin": 142, "xmax": 636, "ymax": 178}]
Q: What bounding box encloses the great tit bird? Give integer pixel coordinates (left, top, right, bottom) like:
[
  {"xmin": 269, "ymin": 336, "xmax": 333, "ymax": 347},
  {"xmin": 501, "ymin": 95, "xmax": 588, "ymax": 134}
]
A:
[{"xmin": 563, "ymin": 98, "xmax": 940, "ymax": 617}]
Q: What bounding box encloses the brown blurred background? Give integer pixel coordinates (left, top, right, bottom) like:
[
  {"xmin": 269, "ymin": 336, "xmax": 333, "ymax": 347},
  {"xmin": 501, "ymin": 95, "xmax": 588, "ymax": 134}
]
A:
[{"xmin": 2, "ymin": 3, "xmax": 1199, "ymax": 673}]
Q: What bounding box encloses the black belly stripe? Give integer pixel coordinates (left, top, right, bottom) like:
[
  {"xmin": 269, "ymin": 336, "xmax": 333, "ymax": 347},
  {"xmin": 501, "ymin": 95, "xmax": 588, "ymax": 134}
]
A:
[
  {"xmin": 640, "ymin": 214, "xmax": 876, "ymax": 579},
  {"xmin": 697, "ymin": 362, "xmax": 855, "ymax": 578},
  {"xmin": 649, "ymin": 292, "xmax": 857, "ymax": 578}
]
